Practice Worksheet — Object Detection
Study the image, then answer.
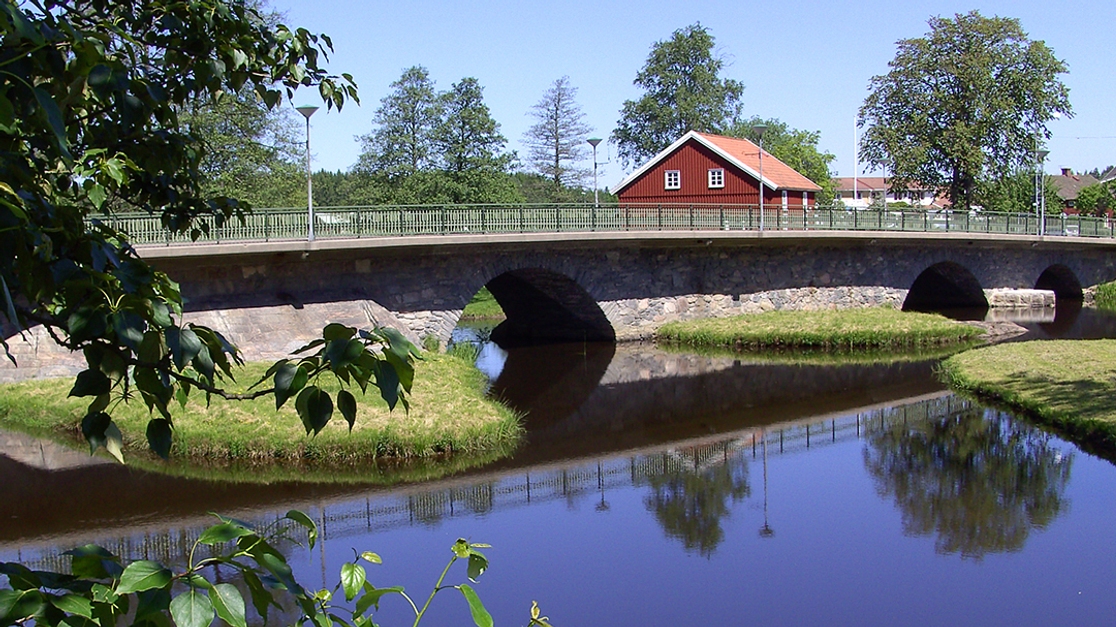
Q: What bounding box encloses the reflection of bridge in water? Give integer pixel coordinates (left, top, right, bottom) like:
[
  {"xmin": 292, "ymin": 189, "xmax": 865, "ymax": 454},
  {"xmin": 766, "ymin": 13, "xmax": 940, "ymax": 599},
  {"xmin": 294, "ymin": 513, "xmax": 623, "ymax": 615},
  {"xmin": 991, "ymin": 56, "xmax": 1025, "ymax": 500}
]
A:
[{"xmin": 4, "ymin": 393, "xmax": 975, "ymax": 571}]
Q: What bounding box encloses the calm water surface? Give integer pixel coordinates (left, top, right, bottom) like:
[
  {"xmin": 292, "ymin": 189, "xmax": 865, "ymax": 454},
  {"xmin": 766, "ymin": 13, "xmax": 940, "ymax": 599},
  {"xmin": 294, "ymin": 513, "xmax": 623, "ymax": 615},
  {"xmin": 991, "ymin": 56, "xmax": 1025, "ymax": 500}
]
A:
[{"xmin": 3, "ymin": 309, "xmax": 1116, "ymax": 626}]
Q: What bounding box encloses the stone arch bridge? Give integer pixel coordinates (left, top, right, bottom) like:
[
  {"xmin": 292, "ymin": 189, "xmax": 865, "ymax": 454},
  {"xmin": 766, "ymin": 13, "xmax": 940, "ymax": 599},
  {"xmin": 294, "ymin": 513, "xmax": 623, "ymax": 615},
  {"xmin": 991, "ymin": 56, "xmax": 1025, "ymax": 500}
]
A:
[{"xmin": 138, "ymin": 230, "xmax": 1116, "ymax": 351}]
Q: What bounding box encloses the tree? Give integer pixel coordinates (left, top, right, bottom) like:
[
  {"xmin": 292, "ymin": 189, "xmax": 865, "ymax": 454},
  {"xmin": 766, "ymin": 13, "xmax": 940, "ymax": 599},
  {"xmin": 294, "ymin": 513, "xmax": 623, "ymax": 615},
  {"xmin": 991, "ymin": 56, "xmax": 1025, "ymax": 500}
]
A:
[
  {"xmin": 976, "ymin": 170, "xmax": 1062, "ymax": 213},
  {"xmin": 858, "ymin": 11, "xmax": 1072, "ymax": 210},
  {"xmin": 612, "ymin": 23, "xmax": 744, "ymax": 169},
  {"xmin": 180, "ymin": 90, "xmax": 304, "ymax": 208},
  {"xmin": 729, "ymin": 117, "xmax": 837, "ymax": 203},
  {"xmin": 356, "ymin": 66, "xmax": 441, "ymax": 179},
  {"xmin": 522, "ymin": 76, "xmax": 592, "ymax": 198},
  {"xmin": 433, "ymin": 77, "xmax": 518, "ymax": 203},
  {"xmin": 1075, "ymin": 183, "xmax": 1115, "ymax": 217},
  {"xmin": 0, "ymin": 0, "xmax": 415, "ymax": 459}
]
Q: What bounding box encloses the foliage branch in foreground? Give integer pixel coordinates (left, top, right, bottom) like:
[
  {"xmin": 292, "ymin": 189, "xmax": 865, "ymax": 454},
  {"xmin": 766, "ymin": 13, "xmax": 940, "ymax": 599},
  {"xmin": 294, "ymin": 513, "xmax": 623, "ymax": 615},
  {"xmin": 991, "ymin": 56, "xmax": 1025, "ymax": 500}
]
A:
[
  {"xmin": 0, "ymin": 0, "xmax": 418, "ymax": 459},
  {"xmin": 0, "ymin": 511, "xmax": 554, "ymax": 626}
]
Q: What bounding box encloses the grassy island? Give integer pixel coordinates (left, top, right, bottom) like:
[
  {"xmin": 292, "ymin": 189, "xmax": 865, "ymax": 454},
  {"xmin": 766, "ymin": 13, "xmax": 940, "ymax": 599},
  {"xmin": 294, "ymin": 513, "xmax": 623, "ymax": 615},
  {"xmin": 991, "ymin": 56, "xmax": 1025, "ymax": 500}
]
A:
[
  {"xmin": 656, "ymin": 307, "xmax": 983, "ymax": 350},
  {"xmin": 0, "ymin": 352, "xmax": 521, "ymax": 482},
  {"xmin": 940, "ymin": 340, "xmax": 1116, "ymax": 460}
]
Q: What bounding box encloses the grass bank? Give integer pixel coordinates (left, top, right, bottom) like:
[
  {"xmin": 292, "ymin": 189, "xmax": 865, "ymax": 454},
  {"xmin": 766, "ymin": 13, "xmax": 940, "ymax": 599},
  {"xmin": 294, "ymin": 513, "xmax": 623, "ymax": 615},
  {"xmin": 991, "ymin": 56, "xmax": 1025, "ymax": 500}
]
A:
[
  {"xmin": 940, "ymin": 340, "xmax": 1116, "ymax": 461},
  {"xmin": 1095, "ymin": 280, "xmax": 1116, "ymax": 310},
  {"xmin": 656, "ymin": 308, "xmax": 983, "ymax": 350},
  {"xmin": 460, "ymin": 286, "xmax": 505, "ymax": 321},
  {"xmin": 0, "ymin": 352, "xmax": 522, "ymax": 481}
]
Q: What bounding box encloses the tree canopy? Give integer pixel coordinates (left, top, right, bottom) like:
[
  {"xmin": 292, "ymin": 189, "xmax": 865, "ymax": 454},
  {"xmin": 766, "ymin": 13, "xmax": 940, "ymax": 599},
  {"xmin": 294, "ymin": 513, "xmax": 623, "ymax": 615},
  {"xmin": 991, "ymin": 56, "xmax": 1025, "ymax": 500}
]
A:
[
  {"xmin": 0, "ymin": 0, "xmax": 415, "ymax": 459},
  {"xmin": 858, "ymin": 11, "xmax": 1072, "ymax": 210},
  {"xmin": 522, "ymin": 76, "xmax": 592, "ymax": 198},
  {"xmin": 729, "ymin": 117, "xmax": 837, "ymax": 202},
  {"xmin": 612, "ymin": 23, "xmax": 744, "ymax": 169},
  {"xmin": 354, "ymin": 71, "xmax": 520, "ymax": 204}
]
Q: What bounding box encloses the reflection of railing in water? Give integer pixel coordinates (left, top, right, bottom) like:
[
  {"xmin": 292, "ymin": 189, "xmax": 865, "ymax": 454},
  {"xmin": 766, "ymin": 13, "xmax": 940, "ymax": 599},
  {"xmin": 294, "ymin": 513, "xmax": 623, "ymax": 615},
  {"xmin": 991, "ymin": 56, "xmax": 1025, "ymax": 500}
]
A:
[{"xmin": 5, "ymin": 395, "xmax": 976, "ymax": 571}]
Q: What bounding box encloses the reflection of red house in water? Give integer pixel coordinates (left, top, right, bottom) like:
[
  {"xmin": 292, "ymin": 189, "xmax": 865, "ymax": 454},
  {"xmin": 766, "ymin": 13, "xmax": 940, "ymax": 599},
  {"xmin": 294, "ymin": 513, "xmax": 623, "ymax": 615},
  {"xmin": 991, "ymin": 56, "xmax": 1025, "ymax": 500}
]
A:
[{"xmin": 614, "ymin": 131, "xmax": 820, "ymax": 207}]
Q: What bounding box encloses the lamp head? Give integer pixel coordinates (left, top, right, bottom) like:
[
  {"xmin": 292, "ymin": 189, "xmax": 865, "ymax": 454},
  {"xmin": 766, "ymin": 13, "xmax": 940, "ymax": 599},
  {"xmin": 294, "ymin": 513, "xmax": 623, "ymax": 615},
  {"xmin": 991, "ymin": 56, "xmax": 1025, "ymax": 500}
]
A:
[
  {"xmin": 587, "ymin": 137, "xmax": 602, "ymax": 148},
  {"xmin": 296, "ymin": 105, "xmax": 319, "ymax": 120},
  {"xmin": 752, "ymin": 123, "xmax": 767, "ymax": 139}
]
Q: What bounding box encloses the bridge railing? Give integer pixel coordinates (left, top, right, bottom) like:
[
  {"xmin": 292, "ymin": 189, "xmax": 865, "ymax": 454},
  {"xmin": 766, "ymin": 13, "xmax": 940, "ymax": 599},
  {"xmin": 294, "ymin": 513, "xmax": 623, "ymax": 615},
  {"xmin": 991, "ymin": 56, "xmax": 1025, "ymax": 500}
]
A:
[{"xmin": 88, "ymin": 203, "xmax": 1116, "ymax": 245}]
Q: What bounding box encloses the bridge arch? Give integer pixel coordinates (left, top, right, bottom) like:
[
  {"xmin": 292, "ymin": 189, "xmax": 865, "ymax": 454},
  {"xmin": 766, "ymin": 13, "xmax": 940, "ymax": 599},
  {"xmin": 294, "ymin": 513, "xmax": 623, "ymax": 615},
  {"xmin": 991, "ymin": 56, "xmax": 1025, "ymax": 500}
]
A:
[
  {"xmin": 1034, "ymin": 264, "xmax": 1084, "ymax": 302},
  {"xmin": 902, "ymin": 261, "xmax": 988, "ymax": 314},
  {"xmin": 482, "ymin": 267, "xmax": 615, "ymax": 347}
]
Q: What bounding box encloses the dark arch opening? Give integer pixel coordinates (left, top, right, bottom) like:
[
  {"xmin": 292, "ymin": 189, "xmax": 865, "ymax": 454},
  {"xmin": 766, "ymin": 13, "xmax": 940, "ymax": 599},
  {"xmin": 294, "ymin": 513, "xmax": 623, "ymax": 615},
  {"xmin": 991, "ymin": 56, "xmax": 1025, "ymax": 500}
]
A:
[
  {"xmin": 1035, "ymin": 265, "xmax": 1084, "ymax": 303},
  {"xmin": 485, "ymin": 268, "xmax": 616, "ymax": 347},
  {"xmin": 902, "ymin": 262, "xmax": 988, "ymax": 318}
]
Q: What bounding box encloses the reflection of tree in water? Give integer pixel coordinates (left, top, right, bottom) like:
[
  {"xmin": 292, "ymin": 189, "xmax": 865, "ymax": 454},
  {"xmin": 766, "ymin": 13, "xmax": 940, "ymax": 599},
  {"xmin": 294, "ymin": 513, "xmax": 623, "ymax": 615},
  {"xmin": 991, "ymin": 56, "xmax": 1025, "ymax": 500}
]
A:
[
  {"xmin": 864, "ymin": 407, "xmax": 1072, "ymax": 559},
  {"xmin": 636, "ymin": 445, "xmax": 750, "ymax": 557}
]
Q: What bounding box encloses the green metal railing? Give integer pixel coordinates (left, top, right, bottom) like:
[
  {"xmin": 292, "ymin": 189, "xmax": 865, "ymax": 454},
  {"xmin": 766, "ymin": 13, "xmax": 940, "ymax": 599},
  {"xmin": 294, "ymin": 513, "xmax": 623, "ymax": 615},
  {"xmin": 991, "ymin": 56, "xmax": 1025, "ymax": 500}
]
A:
[{"xmin": 89, "ymin": 203, "xmax": 1116, "ymax": 246}]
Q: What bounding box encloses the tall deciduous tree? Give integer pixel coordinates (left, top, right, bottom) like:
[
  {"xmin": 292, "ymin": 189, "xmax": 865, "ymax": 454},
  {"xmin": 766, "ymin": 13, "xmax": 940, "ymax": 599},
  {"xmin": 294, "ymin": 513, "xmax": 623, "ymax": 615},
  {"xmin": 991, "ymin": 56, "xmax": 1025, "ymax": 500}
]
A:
[
  {"xmin": 613, "ymin": 24, "xmax": 744, "ymax": 169},
  {"xmin": 356, "ymin": 66, "xmax": 441, "ymax": 179},
  {"xmin": 180, "ymin": 90, "xmax": 304, "ymax": 208},
  {"xmin": 858, "ymin": 11, "xmax": 1072, "ymax": 210},
  {"xmin": 522, "ymin": 76, "xmax": 592, "ymax": 198},
  {"xmin": 433, "ymin": 77, "xmax": 518, "ymax": 203},
  {"xmin": 0, "ymin": 0, "xmax": 415, "ymax": 458}
]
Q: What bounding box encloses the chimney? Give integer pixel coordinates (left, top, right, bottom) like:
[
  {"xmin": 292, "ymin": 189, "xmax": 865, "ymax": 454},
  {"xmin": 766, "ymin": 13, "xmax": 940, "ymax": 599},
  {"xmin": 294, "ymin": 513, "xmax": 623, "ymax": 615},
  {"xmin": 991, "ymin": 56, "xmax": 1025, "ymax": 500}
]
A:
[{"xmin": 1061, "ymin": 167, "xmax": 1072, "ymax": 176}]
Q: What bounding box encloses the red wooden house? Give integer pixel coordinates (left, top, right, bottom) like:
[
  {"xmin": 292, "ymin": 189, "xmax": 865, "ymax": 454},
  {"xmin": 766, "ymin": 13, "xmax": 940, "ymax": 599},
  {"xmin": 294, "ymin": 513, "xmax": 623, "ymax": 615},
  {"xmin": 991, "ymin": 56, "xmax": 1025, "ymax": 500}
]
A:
[{"xmin": 614, "ymin": 131, "xmax": 820, "ymax": 208}]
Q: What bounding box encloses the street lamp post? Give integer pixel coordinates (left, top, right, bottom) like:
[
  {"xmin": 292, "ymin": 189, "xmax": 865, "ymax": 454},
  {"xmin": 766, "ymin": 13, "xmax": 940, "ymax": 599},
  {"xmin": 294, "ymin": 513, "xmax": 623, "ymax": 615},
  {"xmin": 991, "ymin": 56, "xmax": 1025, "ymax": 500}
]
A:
[
  {"xmin": 753, "ymin": 124, "xmax": 767, "ymax": 231},
  {"xmin": 1036, "ymin": 149, "xmax": 1049, "ymax": 236},
  {"xmin": 587, "ymin": 137, "xmax": 602, "ymax": 207},
  {"xmin": 296, "ymin": 105, "xmax": 319, "ymax": 242}
]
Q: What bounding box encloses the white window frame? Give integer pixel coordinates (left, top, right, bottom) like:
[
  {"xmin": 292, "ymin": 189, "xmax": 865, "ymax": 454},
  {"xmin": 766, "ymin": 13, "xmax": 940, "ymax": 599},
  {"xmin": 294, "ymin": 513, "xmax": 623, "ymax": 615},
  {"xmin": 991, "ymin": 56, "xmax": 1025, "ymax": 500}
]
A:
[
  {"xmin": 781, "ymin": 190, "xmax": 789, "ymax": 210},
  {"xmin": 803, "ymin": 191, "xmax": 809, "ymax": 206},
  {"xmin": 707, "ymin": 168, "xmax": 725, "ymax": 189},
  {"xmin": 664, "ymin": 170, "xmax": 681, "ymax": 190}
]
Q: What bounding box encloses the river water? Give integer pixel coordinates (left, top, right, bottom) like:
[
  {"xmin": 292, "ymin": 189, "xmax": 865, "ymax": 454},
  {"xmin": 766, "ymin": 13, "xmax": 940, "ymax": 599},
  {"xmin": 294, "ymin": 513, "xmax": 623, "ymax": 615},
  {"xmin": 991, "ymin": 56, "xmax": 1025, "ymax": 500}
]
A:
[{"xmin": 3, "ymin": 309, "xmax": 1116, "ymax": 625}]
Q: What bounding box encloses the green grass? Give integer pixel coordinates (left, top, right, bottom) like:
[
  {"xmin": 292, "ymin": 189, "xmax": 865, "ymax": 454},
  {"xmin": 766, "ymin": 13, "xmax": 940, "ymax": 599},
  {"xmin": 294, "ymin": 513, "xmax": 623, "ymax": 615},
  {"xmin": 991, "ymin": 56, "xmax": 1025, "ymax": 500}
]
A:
[
  {"xmin": 1095, "ymin": 281, "xmax": 1116, "ymax": 310},
  {"xmin": 656, "ymin": 307, "xmax": 983, "ymax": 350},
  {"xmin": 940, "ymin": 340, "xmax": 1116, "ymax": 461},
  {"xmin": 0, "ymin": 353, "xmax": 522, "ymax": 482},
  {"xmin": 460, "ymin": 286, "xmax": 505, "ymax": 320},
  {"xmin": 657, "ymin": 340, "xmax": 974, "ymax": 366}
]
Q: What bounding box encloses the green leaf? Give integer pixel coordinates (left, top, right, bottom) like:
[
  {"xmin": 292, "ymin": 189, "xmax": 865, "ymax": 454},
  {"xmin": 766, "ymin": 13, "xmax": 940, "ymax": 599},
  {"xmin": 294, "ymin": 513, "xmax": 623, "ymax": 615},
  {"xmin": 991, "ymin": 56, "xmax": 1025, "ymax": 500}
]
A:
[
  {"xmin": 241, "ymin": 571, "xmax": 274, "ymax": 623},
  {"xmin": 466, "ymin": 552, "xmax": 488, "ymax": 583},
  {"xmin": 322, "ymin": 323, "xmax": 356, "ymax": 341},
  {"xmin": 116, "ymin": 561, "xmax": 172, "ymax": 595},
  {"xmin": 360, "ymin": 552, "xmax": 381, "ymax": 564},
  {"xmin": 150, "ymin": 301, "xmax": 173, "ymax": 329},
  {"xmin": 354, "ymin": 585, "xmax": 404, "ymax": 616},
  {"xmin": 64, "ymin": 545, "xmax": 120, "ymax": 579},
  {"xmin": 112, "ymin": 312, "xmax": 146, "ymax": 351},
  {"xmin": 197, "ymin": 521, "xmax": 254, "ymax": 545},
  {"xmin": 169, "ymin": 589, "xmax": 213, "ymax": 627},
  {"xmin": 104, "ymin": 421, "xmax": 125, "ymax": 464},
  {"xmin": 135, "ymin": 587, "xmax": 172, "ymax": 623},
  {"xmin": 274, "ymin": 362, "xmax": 307, "ymax": 410},
  {"xmin": 295, "ymin": 386, "xmax": 332, "ymax": 435},
  {"xmin": 209, "ymin": 583, "xmax": 247, "ymax": 627},
  {"xmin": 337, "ymin": 389, "xmax": 357, "ymax": 431},
  {"xmin": 373, "ymin": 361, "xmax": 401, "ymax": 411},
  {"xmin": 166, "ymin": 327, "xmax": 204, "ymax": 371},
  {"xmin": 457, "ymin": 584, "xmax": 493, "ymax": 627},
  {"xmin": 340, "ymin": 563, "xmax": 366, "ymax": 602},
  {"xmin": 81, "ymin": 412, "xmax": 111, "ymax": 454},
  {"xmin": 255, "ymin": 552, "xmax": 302, "ymax": 596},
  {"xmin": 33, "ymin": 87, "xmax": 71, "ymax": 160},
  {"xmin": 145, "ymin": 419, "xmax": 172, "ymax": 459},
  {"xmin": 284, "ymin": 510, "xmax": 318, "ymax": 549},
  {"xmin": 51, "ymin": 593, "xmax": 94, "ymax": 618},
  {"xmin": 0, "ymin": 589, "xmax": 45, "ymax": 624},
  {"xmin": 70, "ymin": 369, "xmax": 111, "ymax": 398}
]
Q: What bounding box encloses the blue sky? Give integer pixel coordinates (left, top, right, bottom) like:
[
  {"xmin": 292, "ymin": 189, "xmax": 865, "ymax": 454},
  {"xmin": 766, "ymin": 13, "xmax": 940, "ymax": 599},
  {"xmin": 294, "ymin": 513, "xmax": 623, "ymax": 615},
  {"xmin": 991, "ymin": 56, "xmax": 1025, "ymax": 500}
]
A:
[{"xmin": 276, "ymin": 0, "xmax": 1116, "ymax": 190}]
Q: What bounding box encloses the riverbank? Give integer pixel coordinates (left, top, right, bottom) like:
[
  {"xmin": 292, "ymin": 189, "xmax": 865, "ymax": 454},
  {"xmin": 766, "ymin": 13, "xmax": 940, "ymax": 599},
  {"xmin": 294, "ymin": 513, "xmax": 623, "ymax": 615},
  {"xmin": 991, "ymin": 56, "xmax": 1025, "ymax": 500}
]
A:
[
  {"xmin": 940, "ymin": 340, "xmax": 1116, "ymax": 460},
  {"xmin": 0, "ymin": 352, "xmax": 522, "ymax": 477},
  {"xmin": 459, "ymin": 286, "xmax": 506, "ymax": 321},
  {"xmin": 656, "ymin": 307, "xmax": 983, "ymax": 350}
]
